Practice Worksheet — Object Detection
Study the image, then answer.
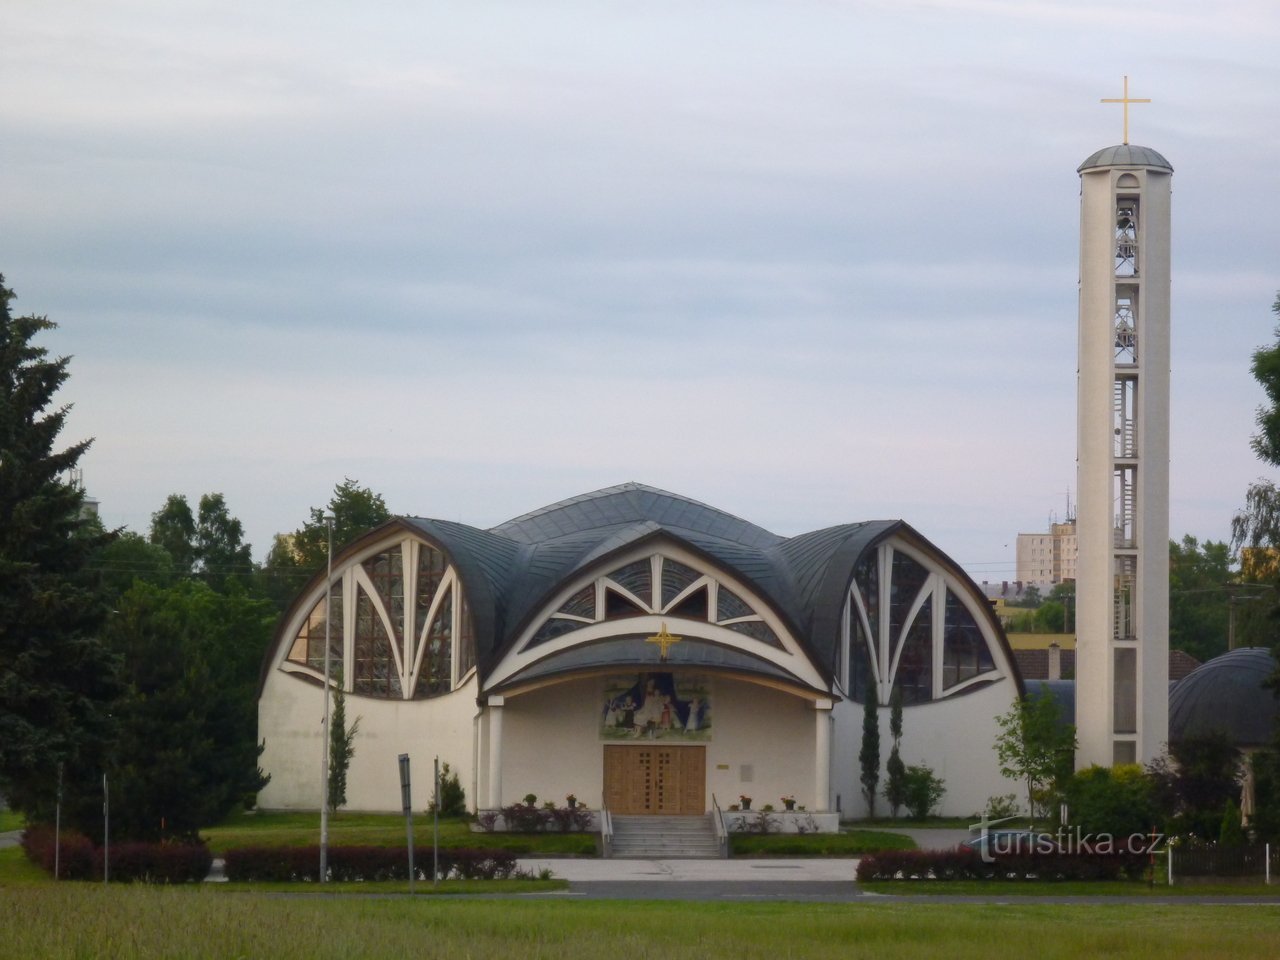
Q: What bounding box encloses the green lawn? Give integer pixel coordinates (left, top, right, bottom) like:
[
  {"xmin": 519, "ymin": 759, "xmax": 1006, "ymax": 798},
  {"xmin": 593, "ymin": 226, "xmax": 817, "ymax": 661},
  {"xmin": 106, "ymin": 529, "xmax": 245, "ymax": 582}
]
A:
[
  {"xmin": 731, "ymin": 829, "xmax": 914, "ymax": 856},
  {"xmin": 201, "ymin": 810, "xmax": 597, "ymax": 856},
  {"xmin": 3, "ymin": 889, "xmax": 1280, "ymax": 959},
  {"xmin": 0, "ymin": 809, "xmax": 25, "ymax": 832}
]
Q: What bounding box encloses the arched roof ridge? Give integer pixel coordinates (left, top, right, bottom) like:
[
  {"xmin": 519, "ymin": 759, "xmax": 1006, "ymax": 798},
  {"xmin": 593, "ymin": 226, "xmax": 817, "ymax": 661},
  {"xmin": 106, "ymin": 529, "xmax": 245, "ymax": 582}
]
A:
[
  {"xmin": 491, "ymin": 523, "xmax": 809, "ymax": 667},
  {"xmin": 399, "ymin": 517, "xmax": 523, "ymax": 664},
  {"xmin": 490, "ymin": 482, "xmax": 780, "ymax": 550},
  {"xmin": 776, "ymin": 521, "xmax": 902, "ymax": 669}
]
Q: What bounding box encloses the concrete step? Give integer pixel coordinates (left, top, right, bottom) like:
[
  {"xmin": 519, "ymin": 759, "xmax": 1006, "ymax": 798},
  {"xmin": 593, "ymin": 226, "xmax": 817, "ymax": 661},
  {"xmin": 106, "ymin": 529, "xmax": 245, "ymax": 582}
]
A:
[{"xmin": 608, "ymin": 813, "xmax": 723, "ymax": 859}]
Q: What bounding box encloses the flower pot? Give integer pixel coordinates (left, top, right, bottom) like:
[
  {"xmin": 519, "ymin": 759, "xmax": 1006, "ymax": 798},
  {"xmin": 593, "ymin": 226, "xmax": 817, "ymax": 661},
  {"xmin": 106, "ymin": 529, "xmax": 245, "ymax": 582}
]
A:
[
  {"xmin": 741, "ymin": 800, "xmax": 751, "ymax": 811},
  {"xmin": 783, "ymin": 800, "xmax": 795, "ymax": 811}
]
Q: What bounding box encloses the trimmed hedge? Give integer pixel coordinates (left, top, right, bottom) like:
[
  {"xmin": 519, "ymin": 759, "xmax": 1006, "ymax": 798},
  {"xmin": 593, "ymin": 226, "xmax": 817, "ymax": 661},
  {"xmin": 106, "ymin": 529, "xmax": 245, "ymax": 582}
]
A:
[
  {"xmin": 223, "ymin": 845, "xmax": 520, "ymax": 882},
  {"xmin": 21, "ymin": 824, "xmax": 212, "ymax": 883},
  {"xmin": 855, "ymin": 847, "xmax": 1149, "ymax": 882}
]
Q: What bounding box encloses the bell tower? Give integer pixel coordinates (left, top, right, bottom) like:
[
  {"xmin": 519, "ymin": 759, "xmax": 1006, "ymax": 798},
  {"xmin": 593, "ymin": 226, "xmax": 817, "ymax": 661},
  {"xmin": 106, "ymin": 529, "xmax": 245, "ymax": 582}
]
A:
[{"xmin": 1074, "ymin": 79, "xmax": 1172, "ymax": 767}]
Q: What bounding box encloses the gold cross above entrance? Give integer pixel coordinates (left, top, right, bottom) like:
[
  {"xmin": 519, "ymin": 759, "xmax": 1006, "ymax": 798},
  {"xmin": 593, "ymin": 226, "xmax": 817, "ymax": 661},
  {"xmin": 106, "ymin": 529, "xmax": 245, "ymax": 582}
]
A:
[
  {"xmin": 1101, "ymin": 75, "xmax": 1151, "ymax": 145},
  {"xmin": 646, "ymin": 622, "xmax": 682, "ymax": 662}
]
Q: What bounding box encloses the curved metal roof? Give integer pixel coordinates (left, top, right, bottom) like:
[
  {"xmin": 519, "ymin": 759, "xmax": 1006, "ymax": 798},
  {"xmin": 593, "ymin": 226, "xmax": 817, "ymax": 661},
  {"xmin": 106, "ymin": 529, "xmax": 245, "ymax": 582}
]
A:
[
  {"xmin": 1168, "ymin": 647, "xmax": 1279, "ymax": 747},
  {"xmin": 266, "ymin": 483, "xmax": 1018, "ymax": 695},
  {"xmin": 1077, "ymin": 144, "xmax": 1173, "ymax": 173}
]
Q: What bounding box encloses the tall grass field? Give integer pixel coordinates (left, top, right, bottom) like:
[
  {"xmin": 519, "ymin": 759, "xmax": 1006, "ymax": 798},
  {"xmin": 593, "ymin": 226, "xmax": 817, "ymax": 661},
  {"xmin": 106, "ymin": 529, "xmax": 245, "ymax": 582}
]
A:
[{"xmin": 3, "ymin": 888, "xmax": 1279, "ymax": 960}]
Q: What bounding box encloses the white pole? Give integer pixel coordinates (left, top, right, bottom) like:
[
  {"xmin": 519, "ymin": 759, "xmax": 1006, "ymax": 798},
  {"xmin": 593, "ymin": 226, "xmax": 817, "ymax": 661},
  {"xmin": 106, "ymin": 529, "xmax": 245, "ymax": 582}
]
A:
[
  {"xmin": 319, "ymin": 513, "xmax": 335, "ymax": 883},
  {"xmin": 54, "ymin": 764, "xmax": 62, "ymax": 881},
  {"xmin": 102, "ymin": 773, "xmax": 109, "ymax": 885},
  {"xmin": 1167, "ymin": 843, "xmax": 1173, "ymax": 887},
  {"xmin": 1267, "ymin": 843, "xmax": 1271, "ymax": 885},
  {"xmin": 433, "ymin": 756, "xmax": 440, "ymax": 888}
]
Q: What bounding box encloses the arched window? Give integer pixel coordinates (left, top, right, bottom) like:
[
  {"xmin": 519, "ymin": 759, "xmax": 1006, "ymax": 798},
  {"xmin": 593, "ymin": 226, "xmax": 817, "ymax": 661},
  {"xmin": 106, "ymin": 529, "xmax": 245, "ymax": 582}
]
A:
[
  {"xmin": 523, "ymin": 554, "xmax": 783, "ymax": 651},
  {"xmin": 844, "ymin": 541, "xmax": 1000, "ymax": 703},
  {"xmin": 284, "ymin": 535, "xmax": 476, "ymax": 699}
]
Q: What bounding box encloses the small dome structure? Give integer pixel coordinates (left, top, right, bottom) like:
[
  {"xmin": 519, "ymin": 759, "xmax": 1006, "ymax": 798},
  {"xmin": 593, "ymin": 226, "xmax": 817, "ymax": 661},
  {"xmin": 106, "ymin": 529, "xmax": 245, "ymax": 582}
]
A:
[
  {"xmin": 1168, "ymin": 647, "xmax": 1279, "ymax": 747},
  {"xmin": 1077, "ymin": 144, "xmax": 1173, "ymax": 173}
]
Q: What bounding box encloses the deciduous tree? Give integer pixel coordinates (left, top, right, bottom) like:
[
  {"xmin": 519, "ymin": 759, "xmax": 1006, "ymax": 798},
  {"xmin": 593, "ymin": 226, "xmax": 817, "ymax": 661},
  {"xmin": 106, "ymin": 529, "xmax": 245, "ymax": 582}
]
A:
[
  {"xmin": 994, "ymin": 689, "xmax": 1076, "ymax": 825},
  {"xmin": 261, "ymin": 478, "xmax": 391, "ymax": 610}
]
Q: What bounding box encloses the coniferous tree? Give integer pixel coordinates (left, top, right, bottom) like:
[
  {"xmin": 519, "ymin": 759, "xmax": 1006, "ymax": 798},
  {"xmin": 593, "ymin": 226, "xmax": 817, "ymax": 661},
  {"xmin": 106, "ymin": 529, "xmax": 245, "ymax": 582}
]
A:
[
  {"xmin": 0, "ymin": 275, "xmax": 120, "ymax": 820},
  {"xmin": 327, "ymin": 683, "xmax": 360, "ymax": 814},
  {"xmin": 859, "ymin": 681, "xmax": 880, "ymax": 818},
  {"xmin": 884, "ymin": 687, "xmax": 907, "ymax": 818}
]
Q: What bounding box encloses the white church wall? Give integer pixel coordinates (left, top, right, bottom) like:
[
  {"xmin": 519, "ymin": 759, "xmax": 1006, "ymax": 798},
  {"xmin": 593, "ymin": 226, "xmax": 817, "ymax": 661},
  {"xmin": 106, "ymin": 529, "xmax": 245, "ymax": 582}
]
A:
[
  {"xmin": 257, "ymin": 671, "xmax": 478, "ymax": 812},
  {"xmin": 495, "ymin": 676, "xmax": 818, "ymax": 812},
  {"xmin": 830, "ymin": 681, "xmax": 1019, "ymax": 819}
]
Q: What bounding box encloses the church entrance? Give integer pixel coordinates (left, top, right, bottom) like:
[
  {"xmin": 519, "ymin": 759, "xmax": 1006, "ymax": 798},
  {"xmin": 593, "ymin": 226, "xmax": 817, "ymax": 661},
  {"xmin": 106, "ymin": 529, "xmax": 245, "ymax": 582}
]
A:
[{"xmin": 603, "ymin": 744, "xmax": 705, "ymax": 815}]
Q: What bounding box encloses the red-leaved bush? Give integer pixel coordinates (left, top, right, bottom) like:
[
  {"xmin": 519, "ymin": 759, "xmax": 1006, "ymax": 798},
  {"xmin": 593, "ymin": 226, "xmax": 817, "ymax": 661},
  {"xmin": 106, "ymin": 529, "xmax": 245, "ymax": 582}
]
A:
[
  {"xmin": 223, "ymin": 845, "xmax": 519, "ymax": 882},
  {"xmin": 21, "ymin": 824, "xmax": 211, "ymax": 882},
  {"xmin": 855, "ymin": 847, "xmax": 1148, "ymax": 882}
]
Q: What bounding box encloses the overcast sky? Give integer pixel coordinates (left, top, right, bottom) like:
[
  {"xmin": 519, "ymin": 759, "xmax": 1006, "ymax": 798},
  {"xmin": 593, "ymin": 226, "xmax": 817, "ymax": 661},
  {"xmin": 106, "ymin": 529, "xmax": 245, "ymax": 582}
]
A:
[{"xmin": 4, "ymin": 1, "xmax": 1278, "ymax": 582}]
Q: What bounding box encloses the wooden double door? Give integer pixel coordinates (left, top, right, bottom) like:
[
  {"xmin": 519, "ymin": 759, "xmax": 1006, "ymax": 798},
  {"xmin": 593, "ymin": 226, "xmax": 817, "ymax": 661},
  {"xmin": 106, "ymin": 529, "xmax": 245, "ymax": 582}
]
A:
[{"xmin": 603, "ymin": 744, "xmax": 705, "ymax": 815}]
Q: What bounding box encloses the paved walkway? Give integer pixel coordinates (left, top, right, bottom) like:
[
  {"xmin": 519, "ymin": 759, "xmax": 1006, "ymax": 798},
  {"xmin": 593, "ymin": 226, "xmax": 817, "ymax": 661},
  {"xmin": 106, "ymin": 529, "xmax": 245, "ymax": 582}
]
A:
[
  {"xmin": 889, "ymin": 827, "xmax": 971, "ymax": 850},
  {"xmin": 0, "ymin": 830, "xmax": 21, "ymax": 850},
  {"xmin": 518, "ymin": 857, "xmax": 859, "ymax": 882}
]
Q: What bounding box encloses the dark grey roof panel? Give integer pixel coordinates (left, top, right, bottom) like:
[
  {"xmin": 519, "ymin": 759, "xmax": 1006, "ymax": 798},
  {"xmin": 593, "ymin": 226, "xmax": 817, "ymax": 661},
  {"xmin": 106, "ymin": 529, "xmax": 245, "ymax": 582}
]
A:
[
  {"xmin": 1168, "ymin": 647, "xmax": 1279, "ymax": 747},
  {"xmin": 399, "ymin": 517, "xmax": 523, "ymax": 661},
  {"xmin": 1078, "ymin": 143, "xmax": 1173, "ymax": 173},
  {"xmin": 492, "ymin": 482, "xmax": 779, "ymax": 549},
  {"xmin": 778, "ymin": 520, "xmax": 901, "ymax": 667},
  {"xmin": 491, "ymin": 634, "xmax": 817, "ymax": 693},
  {"xmin": 1031, "ymin": 680, "xmax": 1076, "ymax": 730}
]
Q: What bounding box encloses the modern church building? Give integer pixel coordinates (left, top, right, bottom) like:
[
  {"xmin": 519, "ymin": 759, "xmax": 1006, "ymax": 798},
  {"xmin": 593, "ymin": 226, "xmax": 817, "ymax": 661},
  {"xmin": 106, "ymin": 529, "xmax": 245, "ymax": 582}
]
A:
[
  {"xmin": 257, "ymin": 101, "xmax": 1177, "ymax": 825},
  {"xmin": 257, "ymin": 483, "xmax": 1023, "ymax": 820}
]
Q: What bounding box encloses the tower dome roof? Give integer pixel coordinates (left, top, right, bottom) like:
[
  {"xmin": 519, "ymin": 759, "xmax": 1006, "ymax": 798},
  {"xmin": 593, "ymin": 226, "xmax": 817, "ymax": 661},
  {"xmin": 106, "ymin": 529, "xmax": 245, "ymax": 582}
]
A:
[
  {"xmin": 1078, "ymin": 144, "xmax": 1173, "ymax": 173},
  {"xmin": 1168, "ymin": 647, "xmax": 1279, "ymax": 747}
]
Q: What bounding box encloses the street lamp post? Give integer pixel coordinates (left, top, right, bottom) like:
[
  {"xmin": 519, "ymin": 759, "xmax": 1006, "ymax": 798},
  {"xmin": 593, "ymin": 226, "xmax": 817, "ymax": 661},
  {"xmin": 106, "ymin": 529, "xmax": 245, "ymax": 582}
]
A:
[{"xmin": 319, "ymin": 512, "xmax": 335, "ymax": 883}]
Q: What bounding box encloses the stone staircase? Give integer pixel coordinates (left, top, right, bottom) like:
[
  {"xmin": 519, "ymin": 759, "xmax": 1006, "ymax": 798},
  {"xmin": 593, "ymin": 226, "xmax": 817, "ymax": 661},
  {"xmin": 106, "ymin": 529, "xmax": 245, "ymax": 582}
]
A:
[{"xmin": 608, "ymin": 814, "xmax": 725, "ymax": 859}]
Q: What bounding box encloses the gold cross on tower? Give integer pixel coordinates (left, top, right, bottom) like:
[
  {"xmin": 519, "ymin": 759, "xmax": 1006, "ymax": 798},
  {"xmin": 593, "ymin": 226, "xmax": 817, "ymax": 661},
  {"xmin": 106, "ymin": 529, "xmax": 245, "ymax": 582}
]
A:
[
  {"xmin": 1100, "ymin": 75, "xmax": 1151, "ymax": 146},
  {"xmin": 646, "ymin": 622, "xmax": 682, "ymax": 662}
]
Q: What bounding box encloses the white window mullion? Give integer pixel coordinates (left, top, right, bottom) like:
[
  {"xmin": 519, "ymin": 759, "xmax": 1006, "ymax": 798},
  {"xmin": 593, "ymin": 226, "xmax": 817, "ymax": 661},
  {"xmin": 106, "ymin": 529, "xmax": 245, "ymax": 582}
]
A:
[
  {"xmin": 342, "ymin": 569, "xmax": 356, "ymax": 690},
  {"xmin": 410, "ymin": 568, "xmax": 457, "ymax": 691},
  {"xmin": 931, "ymin": 580, "xmax": 944, "ymax": 700},
  {"xmin": 849, "ymin": 589, "xmax": 880, "ymax": 692},
  {"xmin": 352, "ymin": 566, "xmax": 406, "ymax": 687},
  {"xmin": 878, "ymin": 545, "xmax": 891, "ymax": 702},
  {"xmin": 402, "ymin": 540, "xmax": 418, "ymax": 695}
]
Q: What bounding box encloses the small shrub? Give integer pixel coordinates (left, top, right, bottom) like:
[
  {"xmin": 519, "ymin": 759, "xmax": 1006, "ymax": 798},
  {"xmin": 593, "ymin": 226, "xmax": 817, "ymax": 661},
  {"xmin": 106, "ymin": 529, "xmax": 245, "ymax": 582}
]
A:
[
  {"xmin": 431, "ymin": 762, "xmax": 467, "ymax": 817},
  {"xmin": 475, "ymin": 811, "xmax": 499, "ymax": 832},
  {"xmin": 903, "ymin": 764, "xmax": 946, "ymax": 819},
  {"xmin": 1220, "ymin": 798, "xmax": 1245, "ymax": 847},
  {"xmin": 732, "ymin": 810, "xmax": 779, "ymax": 834},
  {"xmin": 986, "ymin": 794, "xmax": 1020, "ymax": 819},
  {"xmin": 501, "ymin": 802, "xmax": 550, "ymax": 832}
]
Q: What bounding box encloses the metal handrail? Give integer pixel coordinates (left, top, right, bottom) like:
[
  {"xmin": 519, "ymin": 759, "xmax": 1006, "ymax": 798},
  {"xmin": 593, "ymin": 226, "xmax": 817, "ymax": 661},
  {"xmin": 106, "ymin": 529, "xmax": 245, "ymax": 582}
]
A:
[
  {"xmin": 600, "ymin": 803, "xmax": 613, "ymax": 859},
  {"xmin": 710, "ymin": 793, "xmax": 729, "ymax": 859}
]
